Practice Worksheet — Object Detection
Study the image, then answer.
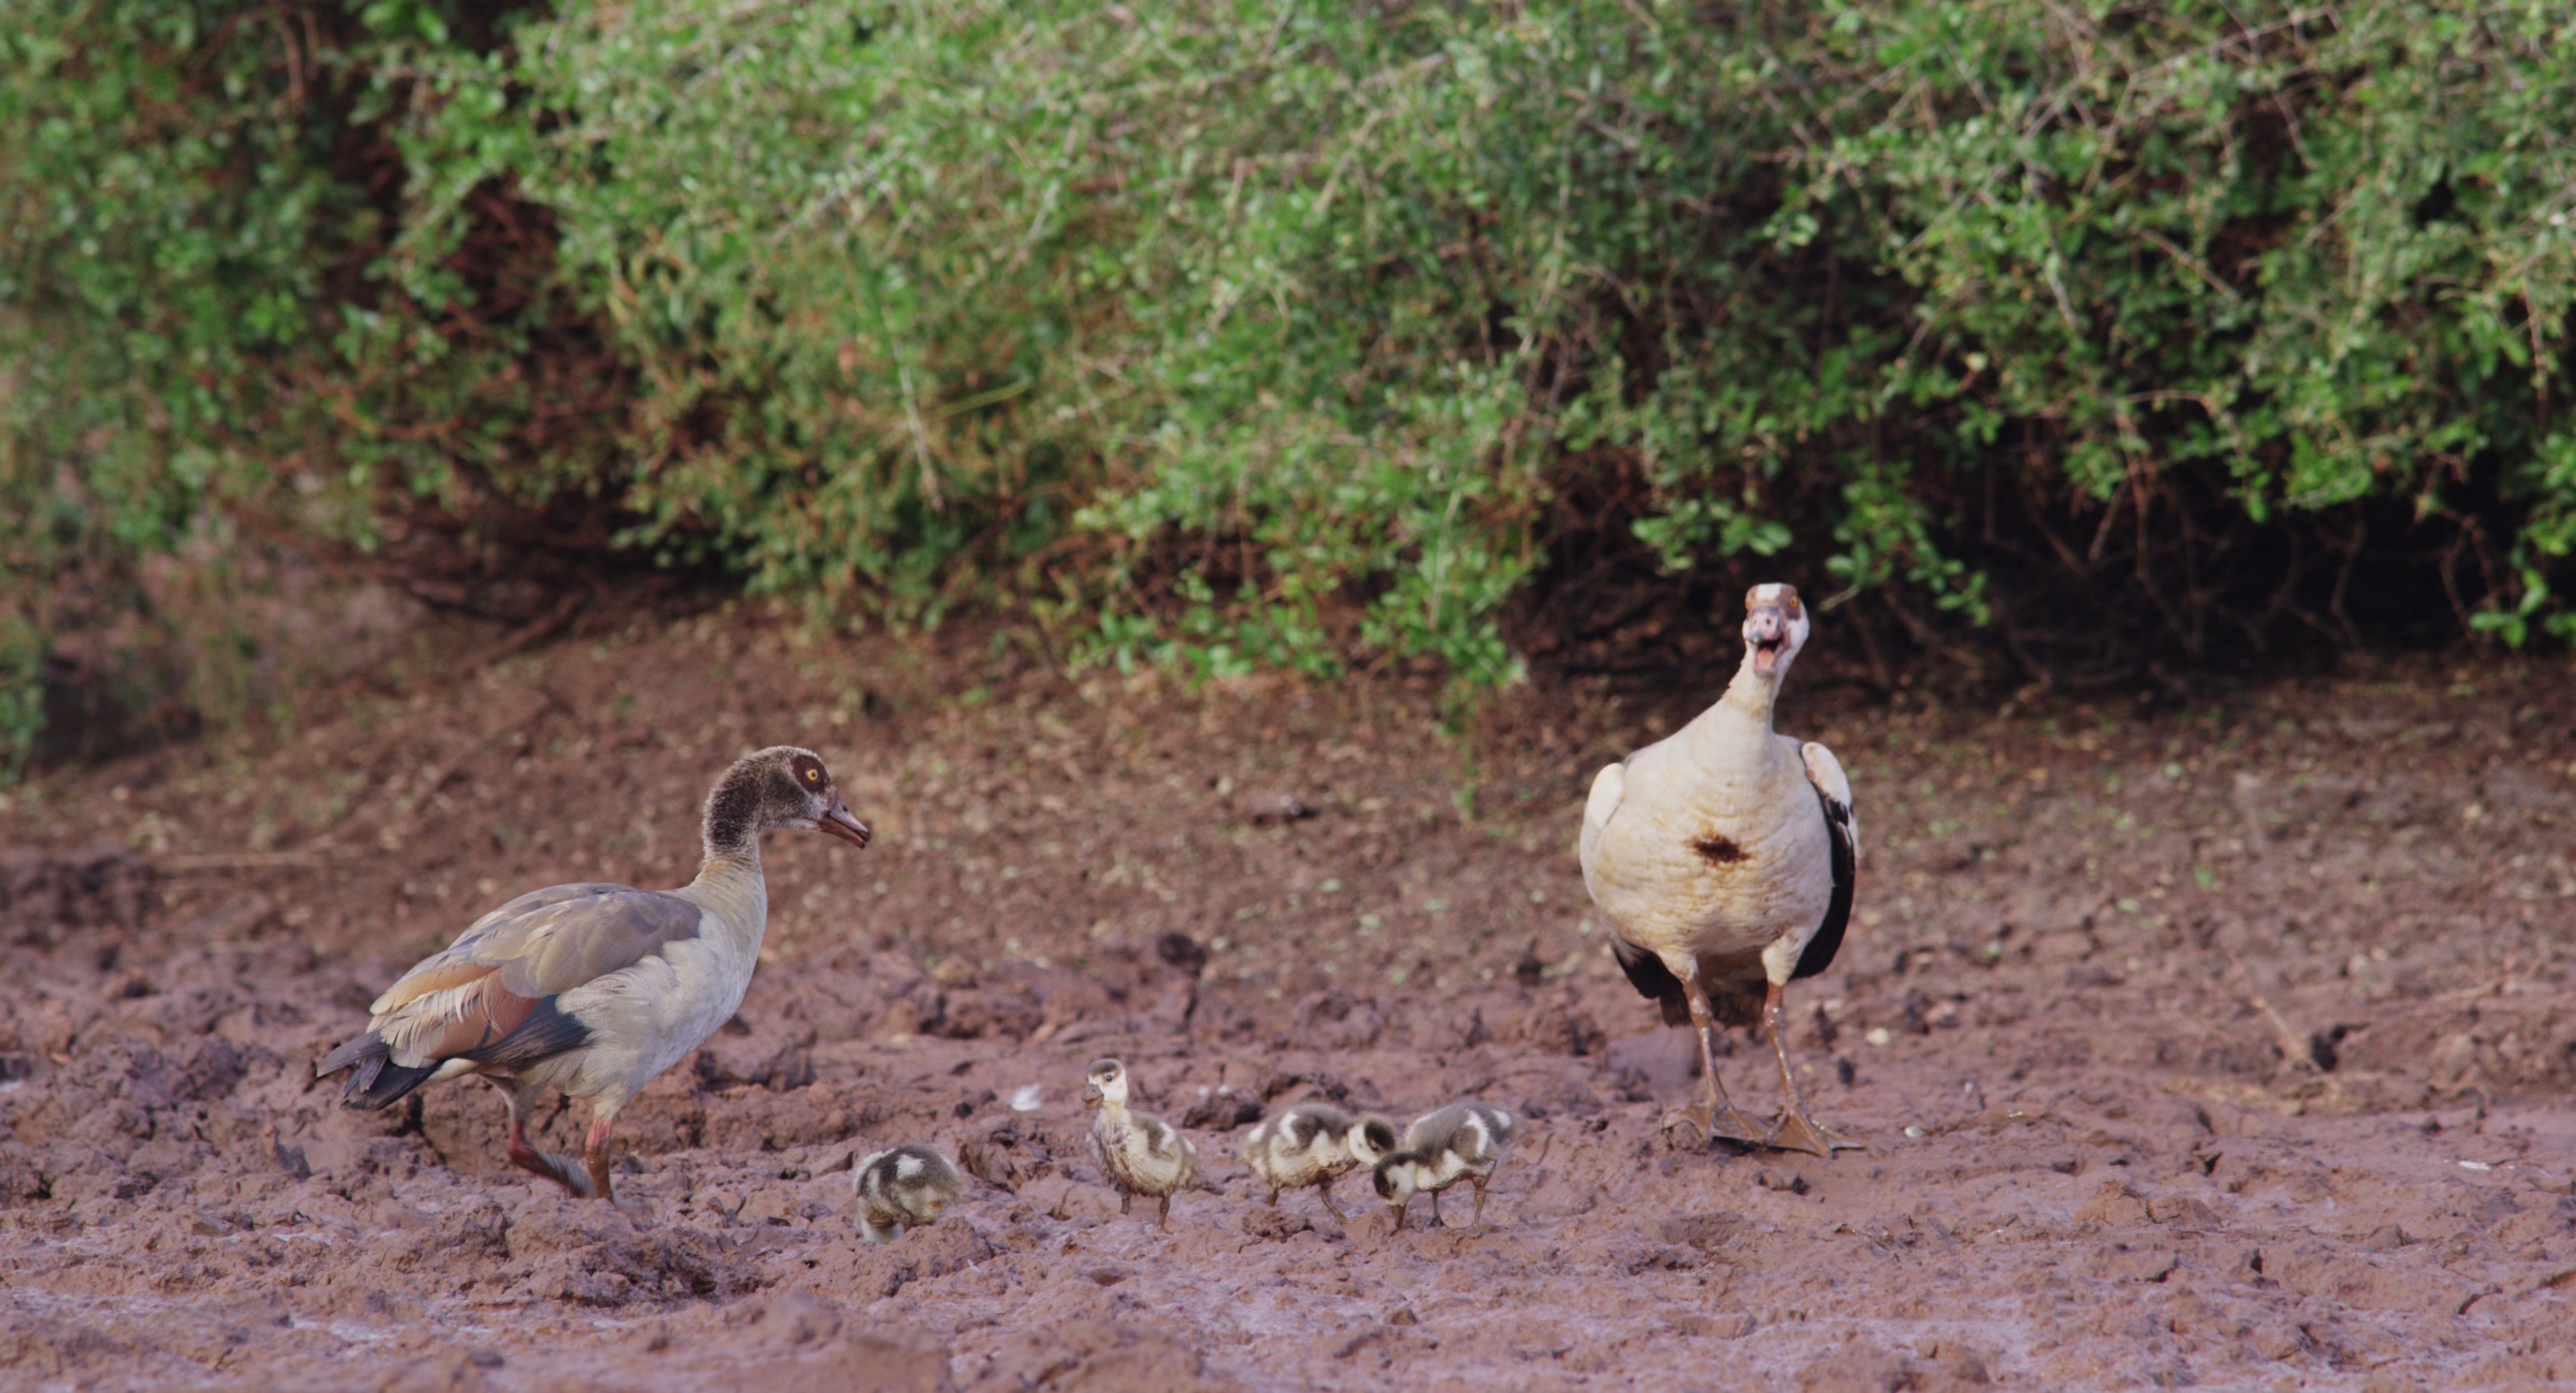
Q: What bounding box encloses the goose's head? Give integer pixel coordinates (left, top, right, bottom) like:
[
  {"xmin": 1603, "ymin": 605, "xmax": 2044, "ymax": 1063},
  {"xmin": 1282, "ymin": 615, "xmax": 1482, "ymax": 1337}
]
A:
[
  {"xmin": 1741, "ymin": 583, "xmax": 1811, "ymax": 679},
  {"xmin": 703, "ymin": 745, "xmax": 871, "ymax": 856},
  {"xmin": 1081, "ymin": 1058, "xmax": 1129, "ymax": 1109}
]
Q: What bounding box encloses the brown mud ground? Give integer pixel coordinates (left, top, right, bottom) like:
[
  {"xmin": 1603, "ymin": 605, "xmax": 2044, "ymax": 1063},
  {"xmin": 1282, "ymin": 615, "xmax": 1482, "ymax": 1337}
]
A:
[{"xmin": 2, "ymin": 608, "xmax": 2573, "ymax": 1390}]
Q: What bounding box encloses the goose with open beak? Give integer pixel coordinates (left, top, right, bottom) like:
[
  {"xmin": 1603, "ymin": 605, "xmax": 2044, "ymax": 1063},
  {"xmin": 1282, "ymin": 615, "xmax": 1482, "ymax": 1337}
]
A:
[{"xmin": 1580, "ymin": 583, "xmax": 1862, "ymax": 1156}]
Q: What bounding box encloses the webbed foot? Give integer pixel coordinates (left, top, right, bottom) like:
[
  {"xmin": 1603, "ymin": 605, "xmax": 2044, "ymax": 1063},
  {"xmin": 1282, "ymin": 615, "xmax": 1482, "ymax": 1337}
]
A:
[
  {"xmin": 1765, "ymin": 1108, "xmax": 1862, "ymax": 1157},
  {"xmin": 1660, "ymin": 1101, "xmax": 1765, "ymax": 1146}
]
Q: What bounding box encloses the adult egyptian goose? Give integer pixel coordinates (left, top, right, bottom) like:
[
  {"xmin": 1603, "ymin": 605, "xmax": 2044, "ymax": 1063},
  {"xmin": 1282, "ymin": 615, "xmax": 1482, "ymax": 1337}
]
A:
[
  {"xmin": 852, "ymin": 1143, "xmax": 966, "ymax": 1243},
  {"xmin": 1240, "ymin": 1102, "xmax": 1398, "ymax": 1224},
  {"xmin": 1369, "ymin": 1100, "xmax": 1520, "ymax": 1231},
  {"xmin": 1081, "ymin": 1058, "xmax": 1199, "ymax": 1229},
  {"xmin": 317, "ymin": 746, "xmax": 869, "ymax": 1204},
  {"xmin": 1579, "ymin": 583, "xmax": 1860, "ymax": 1157}
]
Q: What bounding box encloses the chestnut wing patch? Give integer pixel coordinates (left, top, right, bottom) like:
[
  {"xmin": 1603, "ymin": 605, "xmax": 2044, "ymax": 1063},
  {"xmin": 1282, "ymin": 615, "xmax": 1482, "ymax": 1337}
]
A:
[{"xmin": 381, "ymin": 968, "xmax": 591, "ymax": 1070}]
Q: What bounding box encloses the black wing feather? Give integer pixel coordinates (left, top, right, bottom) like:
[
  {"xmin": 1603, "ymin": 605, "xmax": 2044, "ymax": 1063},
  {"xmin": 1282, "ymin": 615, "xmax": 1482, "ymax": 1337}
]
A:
[
  {"xmin": 329, "ymin": 1035, "xmax": 443, "ymax": 1110},
  {"xmin": 1610, "ymin": 934, "xmax": 1695, "ymax": 1027},
  {"xmin": 460, "ymin": 994, "xmax": 592, "ymax": 1070},
  {"xmin": 1792, "ymin": 786, "xmax": 1856, "ymax": 980}
]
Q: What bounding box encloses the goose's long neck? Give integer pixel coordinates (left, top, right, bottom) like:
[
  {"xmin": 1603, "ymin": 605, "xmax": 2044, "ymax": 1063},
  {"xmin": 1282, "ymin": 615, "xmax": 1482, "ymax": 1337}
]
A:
[
  {"xmin": 1678, "ymin": 655, "xmax": 1781, "ymax": 760},
  {"xmin": 1720, "ymin": 653, "xmax": 1782, "ymax": 727},
  {"xmin": 684, "ymin": 849, "xmax": 769, "ymax": 952}
]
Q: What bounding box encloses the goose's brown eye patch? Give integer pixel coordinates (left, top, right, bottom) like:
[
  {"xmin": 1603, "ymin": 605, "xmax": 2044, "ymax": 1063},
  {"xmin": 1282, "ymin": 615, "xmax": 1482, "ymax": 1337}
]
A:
[{"xmin": 792, "ymin": 755, "xmax": 826, "ymax": 788}]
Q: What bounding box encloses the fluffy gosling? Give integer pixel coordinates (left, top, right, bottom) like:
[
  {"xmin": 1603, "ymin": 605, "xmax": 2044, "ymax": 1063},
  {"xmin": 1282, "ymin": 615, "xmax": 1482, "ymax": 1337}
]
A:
[
  {"xmin": 1240, "ymin": 1102, "xmax": 1399, "ymax": 1224},
  {"xmin": 851, "ymin": 1143, "xmax": 965, "ymax": 1243},
  {"xmin": 1083, "ymin": 1058, "xmax": 1200, "ymax": 1229},
  {"xmin": 1371, "ymin": 1100, "xmax": 1521, "ymax": 1231}
]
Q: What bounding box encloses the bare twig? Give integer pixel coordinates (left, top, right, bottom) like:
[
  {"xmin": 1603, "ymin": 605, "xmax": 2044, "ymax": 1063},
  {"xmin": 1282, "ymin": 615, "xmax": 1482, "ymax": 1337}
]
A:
[
  {"xmin": 2224, "ymin": 949, "xmax": 2319, "ymax": 1074},
  {"xmin": 464, "ymin": 588, "xmax": 590, "ymax": 673}
]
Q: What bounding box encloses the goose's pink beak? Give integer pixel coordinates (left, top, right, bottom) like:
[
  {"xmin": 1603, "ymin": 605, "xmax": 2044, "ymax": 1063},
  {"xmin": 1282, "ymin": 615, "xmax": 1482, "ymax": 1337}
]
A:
[
  {"xmin": 819, "ymin": 789, "xmax": 871, "ymax": 848},
  {"xmin": 1747, "ymin": 607, "xmax": 1790, "ymax": 673}
]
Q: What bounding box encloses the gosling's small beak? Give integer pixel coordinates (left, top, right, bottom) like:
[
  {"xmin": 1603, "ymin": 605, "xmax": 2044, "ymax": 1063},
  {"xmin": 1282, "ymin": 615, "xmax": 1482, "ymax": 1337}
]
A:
[
  {"xmin": 818, "ymin": 788, "xmax": 871, "ymax": 848},
  {"xmin": 1081, "ymin": 1082, "xmax": 1103, "ymax": 1106}
]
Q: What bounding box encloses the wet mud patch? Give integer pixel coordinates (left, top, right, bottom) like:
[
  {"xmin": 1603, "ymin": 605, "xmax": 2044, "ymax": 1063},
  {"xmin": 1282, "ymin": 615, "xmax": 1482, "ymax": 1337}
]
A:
[{"xmin": 0, "ymin": 620, "xmax": 2571, "ymax": 1388}]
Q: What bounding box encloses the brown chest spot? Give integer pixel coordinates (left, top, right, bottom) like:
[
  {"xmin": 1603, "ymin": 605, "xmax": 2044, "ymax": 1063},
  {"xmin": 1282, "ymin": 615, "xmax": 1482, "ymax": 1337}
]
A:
[{"xmin": 1689, "ymin": 832, "xmax": 1748, "ymax": 866}]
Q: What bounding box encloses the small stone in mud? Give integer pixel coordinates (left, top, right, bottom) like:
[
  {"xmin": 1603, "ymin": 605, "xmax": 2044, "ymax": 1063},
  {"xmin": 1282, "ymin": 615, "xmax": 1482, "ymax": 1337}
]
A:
[
  {"xmin": 1385, "ymin": 1306, "xmax": 1419, "ymax": 1327},
  {"xmin": 1085, "ymin": 1263, "xmax": 1131, "ymax": 1286},
  {"xmin": 1755, "ymin": 1168, "xmax": 1809, "ymax": 1196},
  {"xmin": 2074, "ymin": 1180, "xmax": 2151, "ymax": 1229},
  {"xmin": 1240, "ymin": 1206, "xmax": 1313, "ymax": 1240},
  {"xmin": 1240, "ymin": 790, "xmax": 1313, "ymax": 825},
  {"xmin": 2094, "ymin": 1241, "xmax": 2178, "ymax": 1283},
  {"xmin": 468, "ymin": 1349, "xmax": 504, "ymax": 1369}
]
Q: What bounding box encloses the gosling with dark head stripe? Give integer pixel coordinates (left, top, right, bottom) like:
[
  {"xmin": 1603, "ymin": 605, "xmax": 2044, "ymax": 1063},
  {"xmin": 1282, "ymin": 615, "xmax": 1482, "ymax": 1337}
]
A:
[
  {"xmin": 1082, "ymin": 1058, "xmax": 1200, "ymax": 1230},
  {"xmin": 852, "ymin": 1143, "xmax": 965, "ymax": 1243},
  {"xmin": 1371, "ymin": 1100, "xmax": 1521, "ymax": 1232},
  {"xmin": 1240, "ymin": 1102, "xmax": 1398, "ymax": 1227}
]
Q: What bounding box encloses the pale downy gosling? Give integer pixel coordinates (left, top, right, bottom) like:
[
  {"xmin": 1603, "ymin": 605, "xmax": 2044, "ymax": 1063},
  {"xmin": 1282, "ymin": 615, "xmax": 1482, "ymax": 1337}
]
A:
[
  {"xmin": 1240, "ymin": 1102, "xmax": 1399, "ymax": 1223},
  {"xmin": 851, "ymin": 1143, "xmax": 965, "ymax": 1243},
  {"xmin": 1083, "ymin": 1058, "xmax": 1200, "ymax": 1230},
  {"xmin": 1371, "ymin": 1100, "xmax": 1522, "ymax": 1231}
]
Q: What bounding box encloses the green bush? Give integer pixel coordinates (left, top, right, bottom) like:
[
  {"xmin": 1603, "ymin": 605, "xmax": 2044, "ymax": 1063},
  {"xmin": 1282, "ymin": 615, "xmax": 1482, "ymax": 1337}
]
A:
[{"xmin": 6, "ymin": 0, "xmax": 2573, "ymax": 770}]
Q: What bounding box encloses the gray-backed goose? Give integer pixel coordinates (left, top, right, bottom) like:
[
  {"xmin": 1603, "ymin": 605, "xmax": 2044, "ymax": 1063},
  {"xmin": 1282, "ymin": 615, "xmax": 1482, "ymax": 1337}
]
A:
[
  {"xmin": 853, "ymin": 1143, "xmax": 966, "ymax": 1243},
  {"xmin": 1579, "ymin": 583, "xmax": 1861, "ymax": 1155},
  {"xmin": 1240, "ymin": 1102, "xmax": 1397, "ymax": 1224},
  {"xmin": 1369, "ymin": 1100, "xmax": 1520, "ymax": 1231},
  {"xmin": 317, "ymin": 745, "xmax": 869, "ymax": 1204},
  {"xmin": 1081, "ymin": 1058, "xmax": 1199, "ymax": 1229}
]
